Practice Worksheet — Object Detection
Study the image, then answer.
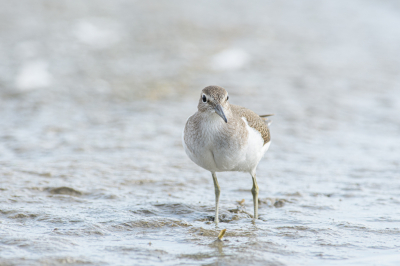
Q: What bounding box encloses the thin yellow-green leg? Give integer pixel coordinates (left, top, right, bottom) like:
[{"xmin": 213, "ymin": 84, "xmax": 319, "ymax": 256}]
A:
[
  {"xmin": 251, "ymin": 173, "xmax": 259, "ymax": 221},
  {"xmin": 212, "ymin": 172, "xmax": 220, "ymax": 224}
]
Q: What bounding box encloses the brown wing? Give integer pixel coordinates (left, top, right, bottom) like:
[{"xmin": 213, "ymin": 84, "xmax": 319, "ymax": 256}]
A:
[{"xmin": 230, "ymin": 104, "xmax": 271, "ymax": 145}]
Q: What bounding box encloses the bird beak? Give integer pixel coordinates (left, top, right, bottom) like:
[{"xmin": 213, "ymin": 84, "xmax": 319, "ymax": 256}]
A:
[{"xmin": 214, "ymin": 104, "xmax": 228, "ymax": 123}]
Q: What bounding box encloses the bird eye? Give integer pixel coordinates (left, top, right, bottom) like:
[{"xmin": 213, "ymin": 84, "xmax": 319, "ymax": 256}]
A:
[
  {"xmin": 202, "ymin": 95, "xmax": 207, "ymax": 102},
  {"xmin": 227, "ymin": 95, "xmax": 229, "ymax": 101}
]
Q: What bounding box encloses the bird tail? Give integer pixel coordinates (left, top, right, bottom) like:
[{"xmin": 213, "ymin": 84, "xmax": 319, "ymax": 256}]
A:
[{"xmin": 259, "ymin": 114, "xmax": 274, "ymax": 126}]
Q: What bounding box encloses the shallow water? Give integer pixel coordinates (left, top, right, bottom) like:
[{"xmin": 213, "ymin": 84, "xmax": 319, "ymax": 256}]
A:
[{"xmin": 1, "ymin": 0, "xmax": 400, "ymax": 265}]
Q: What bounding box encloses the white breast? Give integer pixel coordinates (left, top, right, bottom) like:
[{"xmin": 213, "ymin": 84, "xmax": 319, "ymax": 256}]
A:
[
  {"xmin": 183, "ymin": 115, "xmax": 270, "ymax": 174},
  {"xmin": 182, "ymin": 133, "xmax": 219, "ymax": 172},
  {"xmin": 229, "ymin": 117, "xmax": 270, "ymax": 174},
  {"xmin": 182, "ymin": 115, "xmax": 222, "ymax": 172}
]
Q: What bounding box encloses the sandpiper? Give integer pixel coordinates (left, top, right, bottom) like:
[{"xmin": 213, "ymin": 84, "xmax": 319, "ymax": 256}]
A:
[{"xmin": 183, "ymin": 85, "xmax": 272, "ymax": 224}]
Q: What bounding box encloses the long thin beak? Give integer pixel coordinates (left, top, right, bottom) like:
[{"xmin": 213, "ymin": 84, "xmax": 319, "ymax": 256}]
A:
[{"xmin": 214, "ymin": 104, "xmax": 228, "ymax": 123}]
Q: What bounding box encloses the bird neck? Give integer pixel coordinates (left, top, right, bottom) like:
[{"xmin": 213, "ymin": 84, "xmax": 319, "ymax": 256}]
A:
[{"xmin": 198, "ymin": 111, "xmax": 230, "ymax": 132}]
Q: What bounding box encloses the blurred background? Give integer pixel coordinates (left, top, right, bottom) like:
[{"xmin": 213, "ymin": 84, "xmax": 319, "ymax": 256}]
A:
[{"xmin": 0, "ymin": 1, "xmax": 399, "ymax": 265}]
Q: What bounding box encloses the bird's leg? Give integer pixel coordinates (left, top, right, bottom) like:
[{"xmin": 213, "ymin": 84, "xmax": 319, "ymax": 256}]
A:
[
  {"xmin": 212, "ymin": 172, "xmax": 221, "ymax": 225},
  {"xmin": 251, "ymin": 173, "xmax": 259, "ymax": 221}
]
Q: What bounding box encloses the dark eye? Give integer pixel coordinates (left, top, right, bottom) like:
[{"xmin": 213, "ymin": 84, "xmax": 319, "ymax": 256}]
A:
[
  {"xmin": 202, "ymin": 95, "xmax": 207, "ymax": 102},
  {"xmin": 227, "ymin": 95, "xmax": 229, "ymax": 101}
]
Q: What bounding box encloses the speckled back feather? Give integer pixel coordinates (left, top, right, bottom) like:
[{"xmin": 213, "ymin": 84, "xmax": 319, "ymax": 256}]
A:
[{"xmin": 230, "ymin": 104, "xmax": 271, "ymax": 145}]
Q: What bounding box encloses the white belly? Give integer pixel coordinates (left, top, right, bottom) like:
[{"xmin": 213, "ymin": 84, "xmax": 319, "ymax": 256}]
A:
[
  {"xmin": 228, "ymin": 117, "xmax": 270, "ymax": 173},
  {"xmin": 183, "ymin": 117, "xmax": 270, "ymax": 174}
]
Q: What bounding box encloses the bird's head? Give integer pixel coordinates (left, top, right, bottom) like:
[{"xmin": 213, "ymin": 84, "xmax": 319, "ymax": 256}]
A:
[{"xmin": 197, "ymin": 85, "xmax": 230, "ymax": 123}]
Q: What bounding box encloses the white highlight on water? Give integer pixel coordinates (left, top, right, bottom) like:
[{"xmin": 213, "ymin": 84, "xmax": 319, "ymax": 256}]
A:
[
  {"xmin": 211, "ymin": 48, "xmax": 250, "ymax": 71},
  {"xmin": 15, "ymin": 60, "xmax": 52, "ymax": 90}
]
